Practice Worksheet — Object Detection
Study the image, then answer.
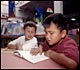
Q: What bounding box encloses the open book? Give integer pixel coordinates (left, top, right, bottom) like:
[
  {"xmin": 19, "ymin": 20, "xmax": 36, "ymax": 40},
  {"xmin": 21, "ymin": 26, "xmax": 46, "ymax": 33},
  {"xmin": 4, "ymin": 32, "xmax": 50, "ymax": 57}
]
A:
[{"xmin": 14, "ymin": 50, "xmax": 49, "ymax": 63}]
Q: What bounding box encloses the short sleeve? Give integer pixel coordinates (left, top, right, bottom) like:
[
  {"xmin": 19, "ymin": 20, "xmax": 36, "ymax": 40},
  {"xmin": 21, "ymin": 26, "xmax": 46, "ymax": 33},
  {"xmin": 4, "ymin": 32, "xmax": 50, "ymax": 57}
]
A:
[{"xmin": 8, "ymin": 36, "xmax": 24, "ymax": 45}]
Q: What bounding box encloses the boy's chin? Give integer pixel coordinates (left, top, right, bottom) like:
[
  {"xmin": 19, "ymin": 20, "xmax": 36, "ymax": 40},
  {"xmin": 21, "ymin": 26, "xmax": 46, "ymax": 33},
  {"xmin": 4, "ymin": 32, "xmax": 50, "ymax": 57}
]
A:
[
  {"xmin": 48, "ymin": 42, "xmax": 58, "ymax": 46},
  {"xmin": 47, "ymin": 41, "xmax": 56, "ymax": 45},
  {"xmin": 27, "ymin": 38, "xmax": 32, "ymax": 40},
  {"xmin": 48, "ymin": 42, "xmax": 54, "ymax": 45},
  {"xmin": 25, "ymin": 37, "xmax": 32, "ymax": 40}
]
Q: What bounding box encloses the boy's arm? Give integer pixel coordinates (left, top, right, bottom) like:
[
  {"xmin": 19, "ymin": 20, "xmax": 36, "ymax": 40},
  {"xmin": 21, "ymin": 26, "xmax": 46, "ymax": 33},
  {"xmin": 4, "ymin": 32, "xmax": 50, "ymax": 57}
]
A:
[
  {"xmin": 7, "ymin": 38, "xmax": 18, "ymax": 49},
  {"xmin": 38, "ymin": 44, "xmax": 43, "ymax": 55},
  {"xmin": 7, "ymin": 37, "xmax": 23, "ymax": 50},
  {"xmin": 30, "ymin": 44, "xmax": 43, "ymax": 55},
  {"xmin": 45, "ymin": 50, "xmax": 77, "ymax": 69},
  {"xmin": 7, "ymin": 43, "xmax": 23, "ymax": 50},
  {"xmin": 7, "ymin": 44, "xmax": 17, "ymax": 49}
]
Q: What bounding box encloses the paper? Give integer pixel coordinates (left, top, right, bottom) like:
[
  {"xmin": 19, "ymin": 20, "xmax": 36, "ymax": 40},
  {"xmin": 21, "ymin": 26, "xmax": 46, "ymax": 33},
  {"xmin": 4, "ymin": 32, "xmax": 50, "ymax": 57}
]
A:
[{"xmin": 14, "ymin": 50, "xmax": 49, "ymax": 63}]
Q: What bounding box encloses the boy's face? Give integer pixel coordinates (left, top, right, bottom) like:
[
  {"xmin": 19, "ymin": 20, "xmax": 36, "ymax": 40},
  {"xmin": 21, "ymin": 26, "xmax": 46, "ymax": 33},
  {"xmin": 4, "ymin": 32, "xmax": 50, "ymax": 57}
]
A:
[
  {"xmin": 45, "ymin": 22, "xmax": 66, "ymax": 45},
  {"xmin": 24, "ymin": 26, "xmax": 36, "ymax": 40}
]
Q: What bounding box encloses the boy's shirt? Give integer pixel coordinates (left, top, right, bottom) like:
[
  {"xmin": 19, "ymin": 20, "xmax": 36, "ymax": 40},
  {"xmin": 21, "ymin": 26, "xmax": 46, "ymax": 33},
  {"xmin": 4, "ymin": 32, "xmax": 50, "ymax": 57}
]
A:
[
  {"xmin": 41, "ymin": 35, "xmax": 79, "ymax": 64},
  {"xmin": 8, "ymin": 36, "xmax": 38, "ymax": 50}
]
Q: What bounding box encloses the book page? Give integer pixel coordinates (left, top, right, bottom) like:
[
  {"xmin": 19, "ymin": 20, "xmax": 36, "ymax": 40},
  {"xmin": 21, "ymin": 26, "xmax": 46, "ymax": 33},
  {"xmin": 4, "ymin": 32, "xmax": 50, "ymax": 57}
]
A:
[{"xmin": 14, "ymin": 50, "xmax": 49, "ymax": 63}]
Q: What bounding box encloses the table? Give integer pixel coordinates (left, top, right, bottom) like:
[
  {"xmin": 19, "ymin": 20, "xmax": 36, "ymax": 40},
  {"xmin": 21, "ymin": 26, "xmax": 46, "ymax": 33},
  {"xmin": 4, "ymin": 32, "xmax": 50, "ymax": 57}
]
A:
[{"xmin": 1, "ymin": 48, "xmax": 66, "ymax": 69}]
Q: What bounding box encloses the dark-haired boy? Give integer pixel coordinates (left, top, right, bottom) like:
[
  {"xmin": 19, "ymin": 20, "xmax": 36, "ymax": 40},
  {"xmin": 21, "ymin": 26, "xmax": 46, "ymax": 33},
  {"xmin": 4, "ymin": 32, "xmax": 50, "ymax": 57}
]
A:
[{"xmin": 30, "ymin": 13, "xmax": 79, "ymax": 69}]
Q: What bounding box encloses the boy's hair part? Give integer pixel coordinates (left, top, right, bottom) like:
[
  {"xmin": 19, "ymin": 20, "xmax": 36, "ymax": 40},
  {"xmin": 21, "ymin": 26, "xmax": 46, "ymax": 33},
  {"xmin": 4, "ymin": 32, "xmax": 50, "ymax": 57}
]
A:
[
  {"xmin": 23, "ymin": 21, "xmax": 37, "ymax": 31},
  {"xmin": 43, "ymin": 13, "xmax": 67, "ymax": 32}
]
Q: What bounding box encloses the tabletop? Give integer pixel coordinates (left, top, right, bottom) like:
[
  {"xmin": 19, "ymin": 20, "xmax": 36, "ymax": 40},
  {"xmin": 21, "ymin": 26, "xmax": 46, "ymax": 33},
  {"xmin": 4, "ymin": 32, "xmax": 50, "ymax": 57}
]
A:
[{"xmin": 1, "ymin": 48, "xmax": 66, "ymax": 69}]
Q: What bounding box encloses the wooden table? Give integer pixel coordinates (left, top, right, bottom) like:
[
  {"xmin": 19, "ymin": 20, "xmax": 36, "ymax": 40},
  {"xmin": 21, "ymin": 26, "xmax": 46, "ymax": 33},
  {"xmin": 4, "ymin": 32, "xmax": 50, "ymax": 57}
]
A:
[{"xmin": 1, "ymin": 48, "xmax": 66, "ymax": 69}]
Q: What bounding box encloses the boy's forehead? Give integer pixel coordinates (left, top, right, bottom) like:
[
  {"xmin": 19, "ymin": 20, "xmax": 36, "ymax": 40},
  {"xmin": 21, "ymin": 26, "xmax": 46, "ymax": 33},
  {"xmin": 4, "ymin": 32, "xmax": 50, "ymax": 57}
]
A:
[
  {"xmin": 45, "ymin": 23, "xmax": 60, "ymax": 32},
  {"xmin": 24, "ymin": 26, "xmax": 36, "ymax": 30},
  {"xmin": 45, "ymin": 23, "xmax": 58, "ymax": 29},
  {"xmin": 25, "ymin": 26, "xmax": 35, "ymax": 28}
]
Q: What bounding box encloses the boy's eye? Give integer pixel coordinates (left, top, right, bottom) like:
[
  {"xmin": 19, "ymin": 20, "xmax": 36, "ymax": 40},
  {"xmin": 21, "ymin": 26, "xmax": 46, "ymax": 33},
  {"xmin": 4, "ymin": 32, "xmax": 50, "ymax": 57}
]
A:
[
  {"xmin": 31, "ymin": 31, "xmax": 35, "ymax": 33},
  {"xmin": 45, "ymin": 32, "xmax": 54, "ymax": 35},
  {"xmin": 50, "ymin": 32, "xmax": 54, "ymax": 35},
  {"xmin": 27, "ymin": 31, "xmax": 30, "ymax": 33}
]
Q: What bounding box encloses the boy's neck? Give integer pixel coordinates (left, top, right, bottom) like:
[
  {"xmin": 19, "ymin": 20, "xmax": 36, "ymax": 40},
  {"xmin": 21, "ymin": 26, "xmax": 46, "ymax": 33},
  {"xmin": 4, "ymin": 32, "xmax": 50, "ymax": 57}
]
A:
[
  {"xmin": 57, "ymin": 35, "xmax": 67, "ymax": 45},
  {"xmin": 25, "ymin": 38, "xmax": 29, "ymax": 41}
]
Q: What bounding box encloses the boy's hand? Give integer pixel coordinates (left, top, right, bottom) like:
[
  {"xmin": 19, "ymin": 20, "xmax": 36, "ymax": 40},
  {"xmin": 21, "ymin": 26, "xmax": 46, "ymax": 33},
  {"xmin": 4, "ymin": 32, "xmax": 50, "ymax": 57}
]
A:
[
  {"xmin": 30, "ymin": 48, "xmax": 39, "ymax": 55},
  {"xmin": 44, "ymin": 50, "xmax": 52, "ymax": 57},
  {"xmin": 16, "ymin": 43, "xmax": 23, "ymax": 50},
  {"xmin": 38, "ymin": 45, "xmax": 43, "ymax": 55},
  {"xmin": 30, "ymin": 45, "xmax": 43, "ymax": 55}
]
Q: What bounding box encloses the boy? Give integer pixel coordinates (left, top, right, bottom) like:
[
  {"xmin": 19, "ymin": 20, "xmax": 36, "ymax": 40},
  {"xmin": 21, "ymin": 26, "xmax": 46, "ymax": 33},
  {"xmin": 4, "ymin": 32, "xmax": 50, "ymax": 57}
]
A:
[
  {"xmin": 30, "ymin": 13, "xmax": 79, "ymax": 69},
  {"xmin": 7, "ymin": 21, "xmax": 38, "ymax": 51}
]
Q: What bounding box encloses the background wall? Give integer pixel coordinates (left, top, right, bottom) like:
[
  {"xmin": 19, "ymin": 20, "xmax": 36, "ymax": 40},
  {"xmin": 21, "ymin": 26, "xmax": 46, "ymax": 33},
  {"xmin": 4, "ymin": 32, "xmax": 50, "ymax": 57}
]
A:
[{"xmin": 1, "ymin": 1, "xmax": 31, "ymax": 20}]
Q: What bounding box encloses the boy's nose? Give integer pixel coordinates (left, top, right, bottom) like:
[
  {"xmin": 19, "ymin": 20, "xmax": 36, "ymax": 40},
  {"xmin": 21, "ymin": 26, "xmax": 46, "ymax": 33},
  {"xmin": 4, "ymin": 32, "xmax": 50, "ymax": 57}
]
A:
[
  {"xmin": 46, "ymin": 34, "xmax": 50, "ymax": 40},
  {"xmin": 28, "ymin": 32, "xmax": 32, "ymax": 35}
]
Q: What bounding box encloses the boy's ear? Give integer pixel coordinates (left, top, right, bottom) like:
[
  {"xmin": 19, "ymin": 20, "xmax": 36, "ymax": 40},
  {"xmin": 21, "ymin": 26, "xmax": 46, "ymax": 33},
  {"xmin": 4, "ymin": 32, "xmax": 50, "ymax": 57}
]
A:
[{"xmin": 61, "ymin": 30, "xmax": 67, "ymax": 38}]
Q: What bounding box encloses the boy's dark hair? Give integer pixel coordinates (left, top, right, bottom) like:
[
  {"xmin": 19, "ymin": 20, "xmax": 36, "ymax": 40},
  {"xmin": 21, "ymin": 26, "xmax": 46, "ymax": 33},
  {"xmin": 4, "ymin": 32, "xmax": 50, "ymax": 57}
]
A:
[
  {"xmin": 43, "ymin": 13, "xmax": 67, "ymax": 31},
  {"xmin": 23, "ymin": 21, "xmax": 37, "ymax": 31}
]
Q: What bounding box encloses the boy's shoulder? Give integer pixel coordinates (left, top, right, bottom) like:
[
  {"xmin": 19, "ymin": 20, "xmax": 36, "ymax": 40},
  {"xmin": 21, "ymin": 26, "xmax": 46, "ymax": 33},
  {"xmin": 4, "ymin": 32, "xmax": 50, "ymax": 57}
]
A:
[
  {"xmin": 62, "ymin": 35, "xmax": 78, "ymax": 46},
  {"xmin": 64, "ymin": 35, "xmax": 75, "ymax": 42},
  {"xmin": 32, "ymin": 37, "xmax": 37, "ymax": 40},
  {"xmin": 18, "ymin": 35, "xmax": 25, "ymax": 39}
]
